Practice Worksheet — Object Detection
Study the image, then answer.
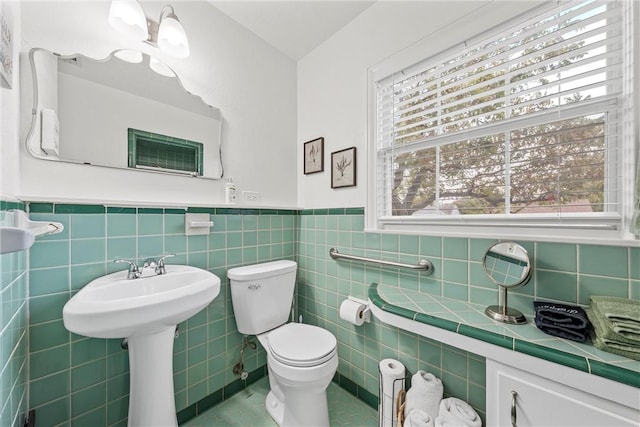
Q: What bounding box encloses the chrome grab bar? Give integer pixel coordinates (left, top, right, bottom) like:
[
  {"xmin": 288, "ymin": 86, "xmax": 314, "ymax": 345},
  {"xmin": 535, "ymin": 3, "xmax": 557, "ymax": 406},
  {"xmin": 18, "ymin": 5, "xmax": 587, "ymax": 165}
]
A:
[{"xmin": 329, "ymin": 248, "xmax": 433, "ymax": 275}]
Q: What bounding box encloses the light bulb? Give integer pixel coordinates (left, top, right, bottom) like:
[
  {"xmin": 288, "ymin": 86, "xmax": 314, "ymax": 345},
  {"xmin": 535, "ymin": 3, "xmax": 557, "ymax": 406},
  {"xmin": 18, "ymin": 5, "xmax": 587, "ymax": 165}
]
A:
[
  {"xmin": 158, "ymin": 15, "xmax": 190, "ymax": 58},
  {"xmin": 108, "ymin": 0, "xmax": 148, "ymax": 41}
]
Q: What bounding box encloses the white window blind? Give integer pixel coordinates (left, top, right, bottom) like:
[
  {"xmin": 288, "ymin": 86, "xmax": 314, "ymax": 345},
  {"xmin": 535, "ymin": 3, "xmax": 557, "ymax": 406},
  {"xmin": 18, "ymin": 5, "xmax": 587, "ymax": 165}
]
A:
[{"xmin": 374, "ymin": 0, "xmax": 630, "ymax": 236}]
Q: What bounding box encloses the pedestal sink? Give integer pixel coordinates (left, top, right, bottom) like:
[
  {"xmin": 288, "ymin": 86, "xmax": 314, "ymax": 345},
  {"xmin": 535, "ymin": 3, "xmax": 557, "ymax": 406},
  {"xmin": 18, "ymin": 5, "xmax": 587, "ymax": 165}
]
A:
[{"xmin": 63, "ymin": 265, "xmax": 220, "ymax": 427}]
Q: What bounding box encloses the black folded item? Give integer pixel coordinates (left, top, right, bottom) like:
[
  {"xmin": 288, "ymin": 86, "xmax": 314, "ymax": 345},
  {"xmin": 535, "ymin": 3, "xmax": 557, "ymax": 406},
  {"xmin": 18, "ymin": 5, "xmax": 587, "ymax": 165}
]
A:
[
  {"xmin": 534, "ymin": 316, "xmax": 589, "ymax": 342},
  {"xmin": 533, "ymin": 301, "xmax": 589, "ymax": 330}
]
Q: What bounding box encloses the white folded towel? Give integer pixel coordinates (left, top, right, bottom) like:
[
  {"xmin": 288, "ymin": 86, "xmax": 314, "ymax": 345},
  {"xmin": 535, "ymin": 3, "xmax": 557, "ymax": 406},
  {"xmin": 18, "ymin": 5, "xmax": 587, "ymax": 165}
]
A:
[
  {"xmin": 405, "ymin": 409, "xmax": 435, "ymax": 427},
  {"xmin": 403, "ymin": 371, "xmax": 443, "ymax": 419},
  {"xmin": 435, "ymin": 398, "xmax": 482, "ymax": 427}
]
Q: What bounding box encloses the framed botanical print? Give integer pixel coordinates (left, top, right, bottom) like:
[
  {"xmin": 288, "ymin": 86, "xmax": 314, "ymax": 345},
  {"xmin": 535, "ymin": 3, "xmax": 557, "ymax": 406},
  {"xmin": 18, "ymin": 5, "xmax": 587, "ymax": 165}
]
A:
[
  {"xmin": 303, "ymin": 137, "xmax": 324, "ymax": 174},
  {"xmin": 331, "ymin": 147, "xmax": 356, "ymax": 188}
]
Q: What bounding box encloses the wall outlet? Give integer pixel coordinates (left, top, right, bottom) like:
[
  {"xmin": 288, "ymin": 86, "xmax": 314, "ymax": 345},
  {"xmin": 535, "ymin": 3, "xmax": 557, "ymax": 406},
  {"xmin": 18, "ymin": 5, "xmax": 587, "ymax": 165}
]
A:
[{"xmin": 243, "ymin": 191, "xmax": 260, "ymax": 203}]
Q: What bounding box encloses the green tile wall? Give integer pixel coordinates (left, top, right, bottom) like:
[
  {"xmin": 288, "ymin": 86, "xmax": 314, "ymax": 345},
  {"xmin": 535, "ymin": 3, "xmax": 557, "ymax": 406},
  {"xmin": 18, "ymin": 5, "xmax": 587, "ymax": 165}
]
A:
[
  {"xmin": 8, "ymin": 201, "xmax": 638, "ymax": 426},
  {"xmin": 26, "ymin": 203, "xmax": 296, "ymax": 427},
  {"xmin": 0, "ymin": 206, "xmax": 29, "ymax": 427},
  {"xmin": 296, "ymin": 209, "xmax": 639, "ymax": 423}
]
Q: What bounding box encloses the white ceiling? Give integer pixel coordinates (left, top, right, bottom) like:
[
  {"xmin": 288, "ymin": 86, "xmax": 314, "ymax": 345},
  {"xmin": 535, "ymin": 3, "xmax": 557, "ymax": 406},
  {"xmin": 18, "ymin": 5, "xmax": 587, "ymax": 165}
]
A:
[{"xmin": 208, "ymin": 1, "xmax": 376, "ymax": 60}]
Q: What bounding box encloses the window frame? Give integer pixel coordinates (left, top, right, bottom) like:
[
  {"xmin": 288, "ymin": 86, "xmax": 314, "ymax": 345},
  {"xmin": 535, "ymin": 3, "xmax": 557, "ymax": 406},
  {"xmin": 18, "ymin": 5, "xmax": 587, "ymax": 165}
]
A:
[
  {"xmin": 366, "ymin": 0, "xmax": 638, "ymax": 244},
  {"xmin": 365, "ymin": 2, "xmax": 640, "ymax": 246}
]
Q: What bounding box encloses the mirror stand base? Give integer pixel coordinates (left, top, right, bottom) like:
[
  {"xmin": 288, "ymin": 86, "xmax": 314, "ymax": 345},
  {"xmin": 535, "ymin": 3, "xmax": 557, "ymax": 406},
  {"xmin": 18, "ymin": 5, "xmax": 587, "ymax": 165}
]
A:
[{"xmin": 485, "ymin": 305, "xmax": 527, "ymax": 324}]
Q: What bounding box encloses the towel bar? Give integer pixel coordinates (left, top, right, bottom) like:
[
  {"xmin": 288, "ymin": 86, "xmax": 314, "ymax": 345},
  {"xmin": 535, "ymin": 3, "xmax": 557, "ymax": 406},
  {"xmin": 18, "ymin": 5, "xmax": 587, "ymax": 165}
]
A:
[{"xmin": 329, "ymin": 248, "xmax": 433, "ymax": 275}]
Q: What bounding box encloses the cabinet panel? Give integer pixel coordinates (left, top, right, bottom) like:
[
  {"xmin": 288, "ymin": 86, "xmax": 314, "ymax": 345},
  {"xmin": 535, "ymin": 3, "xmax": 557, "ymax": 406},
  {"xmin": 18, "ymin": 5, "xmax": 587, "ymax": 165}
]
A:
[{"xmin": 487, "ymin": 360, "xmax": 639, "ymax": 427}]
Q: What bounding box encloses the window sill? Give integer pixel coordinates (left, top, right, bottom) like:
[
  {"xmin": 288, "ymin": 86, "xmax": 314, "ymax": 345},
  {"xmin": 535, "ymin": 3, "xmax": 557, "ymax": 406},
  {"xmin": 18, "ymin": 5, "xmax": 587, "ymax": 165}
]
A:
[{"xmin": 368, "ymin": 213, "xmax": 639, "ymax": 247}]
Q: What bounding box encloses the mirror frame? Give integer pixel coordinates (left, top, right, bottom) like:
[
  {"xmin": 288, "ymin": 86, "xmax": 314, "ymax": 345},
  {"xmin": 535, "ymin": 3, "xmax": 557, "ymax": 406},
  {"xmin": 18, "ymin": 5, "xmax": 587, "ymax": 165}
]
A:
[
  {"xmin": 24, "ymin": 47, "xmax": 224, "ymax": 180},
  {"xmin": 482, "ymin": 241, "xmax": 532, "ymax": 289},
  {"xmin": 482, "ymin": 241, "xmax": 532, "ymax": 325}
]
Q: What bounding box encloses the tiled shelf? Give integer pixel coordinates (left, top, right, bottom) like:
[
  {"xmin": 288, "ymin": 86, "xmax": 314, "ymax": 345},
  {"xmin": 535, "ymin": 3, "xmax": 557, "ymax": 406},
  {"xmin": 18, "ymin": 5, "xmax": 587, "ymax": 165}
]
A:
[{"xmin": 369, "ymin": 283, "xmax": 640, "ymax": 389}]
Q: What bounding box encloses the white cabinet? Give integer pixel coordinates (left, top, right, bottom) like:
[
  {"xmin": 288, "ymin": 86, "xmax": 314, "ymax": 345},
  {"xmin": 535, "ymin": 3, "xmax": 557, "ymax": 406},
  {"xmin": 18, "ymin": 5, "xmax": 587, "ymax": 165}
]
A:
[{"xmin": 486, "ymin": 360, "xmax": 640, "ymax": 427}]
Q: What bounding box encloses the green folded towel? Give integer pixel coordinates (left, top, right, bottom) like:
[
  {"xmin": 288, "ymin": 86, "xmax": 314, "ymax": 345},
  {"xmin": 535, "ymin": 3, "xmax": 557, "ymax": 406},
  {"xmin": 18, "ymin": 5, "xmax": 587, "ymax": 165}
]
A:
[
  {"xmin": 590, "ymin": 296, "xmax": 640, "ymax": 343},
  {"xmin": 613, "ymin": 323, "xmax": 640, "ymax": 336},
  {"xmin": 590, "ymin": 296, "xmax": 640, "ymax": 323},
  {"xmin": 586, "ymin": 308, "xmax": 640, "ymax": 361},
  {"xmin": 592, "ymin": 336, "xmax": 640, "ymax": 361},
  {"xmin": 587, "ymin": 308, "xmax": 639, "ymax": 346}
]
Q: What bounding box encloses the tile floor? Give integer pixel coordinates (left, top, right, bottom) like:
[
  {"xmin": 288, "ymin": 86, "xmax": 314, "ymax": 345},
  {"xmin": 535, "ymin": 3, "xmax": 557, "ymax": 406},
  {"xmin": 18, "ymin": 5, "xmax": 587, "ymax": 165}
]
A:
[{"xmin": 182, "ymin": 377, "xmax": 378, "ymax": 427}]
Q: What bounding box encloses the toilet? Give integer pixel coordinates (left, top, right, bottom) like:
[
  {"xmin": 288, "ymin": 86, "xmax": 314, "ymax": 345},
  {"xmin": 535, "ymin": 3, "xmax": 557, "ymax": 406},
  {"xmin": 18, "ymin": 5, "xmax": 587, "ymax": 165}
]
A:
[{"xmin": 228, "ymin": 260, "xmax": 338, "ymax": 427}]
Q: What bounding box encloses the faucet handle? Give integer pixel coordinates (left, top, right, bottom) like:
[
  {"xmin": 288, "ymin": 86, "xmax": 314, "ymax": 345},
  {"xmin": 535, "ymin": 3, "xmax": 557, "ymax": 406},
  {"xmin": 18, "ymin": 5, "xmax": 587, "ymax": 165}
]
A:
[
  {"xmin": 156, "ymin": 254, "xmax": 175, "ymax": 275},
  {"xmin": 113, "ymin": 258, "xmax": 140, "ymax": 279},
  {"xmin": 114, "ymin": 258, "xmax": 137, "ymax": 268}
]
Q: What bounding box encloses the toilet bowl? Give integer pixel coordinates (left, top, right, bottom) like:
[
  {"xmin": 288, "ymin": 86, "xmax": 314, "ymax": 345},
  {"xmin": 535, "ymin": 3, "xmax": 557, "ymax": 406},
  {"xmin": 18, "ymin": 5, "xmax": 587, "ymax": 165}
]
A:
[
  {"xmin": 258, "ymin": 323, "xmax": 338, "ymax": 427},
  {"xmin": 228, "ymin": 261, "xmax": 338, "ymax": 427}
]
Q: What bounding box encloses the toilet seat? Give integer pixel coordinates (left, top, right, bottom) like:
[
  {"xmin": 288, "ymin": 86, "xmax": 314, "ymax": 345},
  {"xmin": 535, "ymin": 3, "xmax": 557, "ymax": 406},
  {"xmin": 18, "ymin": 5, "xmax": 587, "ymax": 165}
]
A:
[{"xmin": 267, "ymin": 323, "xmax": 337, "ymax": 368}]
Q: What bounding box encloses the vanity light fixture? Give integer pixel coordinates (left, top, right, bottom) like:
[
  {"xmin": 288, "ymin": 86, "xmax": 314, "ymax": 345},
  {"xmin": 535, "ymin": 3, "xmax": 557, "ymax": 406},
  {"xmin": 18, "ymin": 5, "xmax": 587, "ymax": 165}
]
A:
[
  {"xmin": 108, "ymin": 1, "xmax": 190, "ymax": 59},
  {"xmin": 156, "ymin": 6, "xmax": 190, "ymax": 59},
  {"xmin": 108, "ymin": 0, "xmax": 148, "ymax": 41}
]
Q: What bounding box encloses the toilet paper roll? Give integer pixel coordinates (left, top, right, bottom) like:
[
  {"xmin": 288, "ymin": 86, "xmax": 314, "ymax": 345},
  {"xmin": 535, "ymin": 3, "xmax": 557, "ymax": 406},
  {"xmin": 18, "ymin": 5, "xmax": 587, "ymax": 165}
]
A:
[
  {"xmin": 379, "ymin": 358, "xmax": 405, "ymax": 427},
  {"xmin": 339, "ymin": 299, "xmax": 367, "ymax": 326}
]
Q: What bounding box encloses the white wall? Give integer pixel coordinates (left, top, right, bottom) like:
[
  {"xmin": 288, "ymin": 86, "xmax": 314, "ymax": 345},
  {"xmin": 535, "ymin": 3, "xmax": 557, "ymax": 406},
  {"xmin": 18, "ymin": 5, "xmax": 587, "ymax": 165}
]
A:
[
  {"xmin": 18, "ymin": 1, "xmax": 297, "ymax": 208},
  {"xmin": 297, "ymin": 1, "xmax": 544, "ymax": 209},
  {"xmin": 0, "ymin": 0, "xmax": 20, "ymax": 200}
]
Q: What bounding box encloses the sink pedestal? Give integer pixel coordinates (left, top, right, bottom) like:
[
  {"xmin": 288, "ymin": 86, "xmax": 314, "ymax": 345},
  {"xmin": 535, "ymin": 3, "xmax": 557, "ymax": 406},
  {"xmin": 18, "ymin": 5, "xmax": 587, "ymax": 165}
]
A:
[
  {"xmin": 127, "ymin": 326, "xmax": 178, "ymax": 427},
  {"xmin": 62, "ymin": 265, "xmax": 221, "ymax": 426}
]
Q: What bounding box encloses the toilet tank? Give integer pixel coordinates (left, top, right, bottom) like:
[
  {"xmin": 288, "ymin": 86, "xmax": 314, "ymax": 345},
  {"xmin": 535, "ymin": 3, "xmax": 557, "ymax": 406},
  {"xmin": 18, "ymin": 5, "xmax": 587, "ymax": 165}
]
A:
[{"xmin": 228, "ymin": 260, "xmax": 297, "ymax": 335}]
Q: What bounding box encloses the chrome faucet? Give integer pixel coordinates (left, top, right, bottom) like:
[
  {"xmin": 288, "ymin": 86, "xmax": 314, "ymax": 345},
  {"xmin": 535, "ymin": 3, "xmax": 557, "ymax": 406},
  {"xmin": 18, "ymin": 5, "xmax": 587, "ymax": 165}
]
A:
[
  {"xmin": 114, "ymin": 254, "xmax": 175, "ymax": 279},
  {"xmin": 156, "ymin": 254, "xmax": 175, "ymax": 275},
  {"xmin": 113, "ymin": 258, "xmax": 141, "ymax": 279},
  {"xmin": 141, "ymin": 257, "xmax": 158, "ymax": 271}
]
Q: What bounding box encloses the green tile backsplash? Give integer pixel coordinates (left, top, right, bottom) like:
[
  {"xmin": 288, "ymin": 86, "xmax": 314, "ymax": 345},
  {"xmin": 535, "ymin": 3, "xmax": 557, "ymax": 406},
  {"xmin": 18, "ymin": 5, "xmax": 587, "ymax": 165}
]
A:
[
  {"xmin": 0, "ymin": 200, "xmax": 635, "ymax": 427},
  {"xmin": 26, "ymin": 203, "xmax": 296, "ymax": 427},
  {"xmin": 296, "ymin": 209, "xmax": 639, "ymax": 422},
  {"xmin": 0, "ymin": 206, "xmax": 28, "ymax": 427}
]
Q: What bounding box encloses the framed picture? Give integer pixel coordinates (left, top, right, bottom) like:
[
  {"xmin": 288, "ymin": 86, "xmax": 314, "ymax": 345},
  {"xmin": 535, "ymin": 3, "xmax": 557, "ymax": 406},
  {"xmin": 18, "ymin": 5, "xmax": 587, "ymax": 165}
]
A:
[
  {"xmin": 331, "ymin": 147, "xmax": 356, "ymax": 189},
  {"xmin": 303, "ymin": 137, "xmax": 324, "ymax": 174},
  {"xmin": 0, "ymin": 2, "xmax": 14, "ymax": 89}
]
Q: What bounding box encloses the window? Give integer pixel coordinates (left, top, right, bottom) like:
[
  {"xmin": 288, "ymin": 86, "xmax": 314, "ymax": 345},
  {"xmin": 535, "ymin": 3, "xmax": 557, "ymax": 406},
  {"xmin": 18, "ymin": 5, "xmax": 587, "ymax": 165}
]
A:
[
  {"xmin": 370, "ymin": 0, "xmax": 636, "ymax": 241},
  {"xmin": 128, "ymin": 128, "xmax": 204, "ymax": 176}
]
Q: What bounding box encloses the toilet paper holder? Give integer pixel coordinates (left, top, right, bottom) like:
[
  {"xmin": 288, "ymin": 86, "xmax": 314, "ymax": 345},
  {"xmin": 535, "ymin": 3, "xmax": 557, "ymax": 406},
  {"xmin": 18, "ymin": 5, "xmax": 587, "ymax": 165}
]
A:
[{"xmin": 346, "ymin": 296, "xmax": 371, "ymax": 323}]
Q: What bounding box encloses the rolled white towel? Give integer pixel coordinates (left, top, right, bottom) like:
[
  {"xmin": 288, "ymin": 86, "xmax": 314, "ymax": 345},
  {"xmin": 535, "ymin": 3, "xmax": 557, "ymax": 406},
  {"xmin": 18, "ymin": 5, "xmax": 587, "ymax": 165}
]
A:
[
  {"xmin": 404, "ymin": 371, "xmax": 443, "ymax": 419},
  {"xmin": 405, "ymin": 409, "xmax": 435, "ymax": 427},
  {"xmin": 435, "ymin": 398, "xmax": 481, "ymax": 427}
]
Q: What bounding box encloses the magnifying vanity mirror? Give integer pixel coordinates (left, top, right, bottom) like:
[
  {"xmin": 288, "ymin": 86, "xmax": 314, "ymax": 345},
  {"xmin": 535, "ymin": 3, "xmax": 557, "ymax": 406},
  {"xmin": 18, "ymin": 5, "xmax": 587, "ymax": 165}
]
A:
[
  {"xmin": 482, "ymin": 241, "xmax": 532, "ymax": 324},
  {"xmin": 24, "ymin": 48, "xmax": 223, "ymax": 179}
]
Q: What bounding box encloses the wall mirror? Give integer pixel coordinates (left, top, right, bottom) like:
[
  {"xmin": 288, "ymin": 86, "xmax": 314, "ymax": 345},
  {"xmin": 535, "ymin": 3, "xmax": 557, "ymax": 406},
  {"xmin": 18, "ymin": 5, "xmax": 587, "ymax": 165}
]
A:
[
  {"xmin": 24, "ymin": 48, "xmax": 223, "ymax": 179},
  {"xmin": 482, "ymin": 241, "xmax": 532, "ymax": 324}
]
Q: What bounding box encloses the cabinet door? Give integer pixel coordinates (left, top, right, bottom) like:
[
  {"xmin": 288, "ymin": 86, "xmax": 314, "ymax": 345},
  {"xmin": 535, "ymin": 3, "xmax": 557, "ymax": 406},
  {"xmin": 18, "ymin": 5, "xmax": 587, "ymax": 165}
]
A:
[{"xmin": 487, "ymin": 360, "xmax": 639, "ymax": 427}]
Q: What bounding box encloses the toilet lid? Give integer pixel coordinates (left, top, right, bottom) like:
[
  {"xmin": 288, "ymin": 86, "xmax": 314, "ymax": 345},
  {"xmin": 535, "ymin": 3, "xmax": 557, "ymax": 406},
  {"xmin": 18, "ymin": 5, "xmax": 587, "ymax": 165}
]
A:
[{"xmin": 268, "ymin": 323, "xmax": 337, "ymax": 367}]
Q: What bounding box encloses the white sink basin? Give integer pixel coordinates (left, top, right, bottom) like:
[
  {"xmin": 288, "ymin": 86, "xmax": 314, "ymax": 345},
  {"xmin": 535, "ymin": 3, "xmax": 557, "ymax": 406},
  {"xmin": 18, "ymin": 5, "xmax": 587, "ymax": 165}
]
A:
[{"xmin": 63, "ymin": 265, "xmax": 220, "ymax": 338}]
